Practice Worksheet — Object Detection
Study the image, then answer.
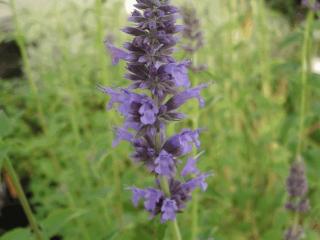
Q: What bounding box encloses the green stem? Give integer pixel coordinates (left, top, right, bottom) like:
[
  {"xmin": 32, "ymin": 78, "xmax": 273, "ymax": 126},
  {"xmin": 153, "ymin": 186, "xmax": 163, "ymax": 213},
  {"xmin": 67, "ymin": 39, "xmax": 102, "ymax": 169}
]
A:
[
  {"xmin": 112, "ymin": 152, "xmax": 124, "ymax": 227},
  {"xmin": 292, "ymin": 10, "xmax": 314, "ymax": 236},
  {"xmin": 9, "ymin": 0, "xmax": 47, "ymax": 132},
  {"xmin": 254, "ymin": 0, "xmax": 271, "ymax": 98},
  {"xmin": 297, "ymin": 11, "xmax": 314, "ymax": 156},
  {"xmin": 3, "ymin": 158, "xmax": 44, "ymax": 240},
  {"xmin": 160, "ymin": 176, "xmax": 182, "ymax": 240},
  {"xmin": 191, "ymin": 52, "xmax": 200, "ymax": 240}
]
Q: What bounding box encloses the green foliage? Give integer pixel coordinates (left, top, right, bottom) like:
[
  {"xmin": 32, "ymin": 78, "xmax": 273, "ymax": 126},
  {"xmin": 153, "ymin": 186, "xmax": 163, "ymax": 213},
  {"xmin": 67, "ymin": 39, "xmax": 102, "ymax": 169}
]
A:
[
  {"xmin": 0, "ymin": 228, "xmax": 33, "ymax": 240},
  {"xmin": 0, "ymin": 0, "xmax": 319, "ymax": 239}
]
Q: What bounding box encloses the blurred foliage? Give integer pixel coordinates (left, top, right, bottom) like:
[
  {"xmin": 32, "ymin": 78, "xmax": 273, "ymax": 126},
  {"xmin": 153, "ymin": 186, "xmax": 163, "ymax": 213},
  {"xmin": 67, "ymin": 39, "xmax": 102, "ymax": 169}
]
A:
[{"xmin": 0, "ymin": 0, "xmax": 319, "ymax": 239}]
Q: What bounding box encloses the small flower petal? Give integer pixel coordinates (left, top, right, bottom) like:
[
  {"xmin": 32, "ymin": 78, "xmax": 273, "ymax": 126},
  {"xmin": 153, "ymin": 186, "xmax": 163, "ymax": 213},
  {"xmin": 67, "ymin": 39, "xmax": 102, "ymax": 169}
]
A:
[{"xmin": 161, "ymin": 198, "xmax": 178, "ymax": 223}]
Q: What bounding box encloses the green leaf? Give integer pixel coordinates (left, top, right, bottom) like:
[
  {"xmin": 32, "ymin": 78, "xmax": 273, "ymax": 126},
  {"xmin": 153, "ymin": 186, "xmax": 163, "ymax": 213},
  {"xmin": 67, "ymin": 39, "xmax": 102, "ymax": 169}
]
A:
[
  {"xmin": 41, "ymin": 208, "xmax": 87, "ymax": 237},
  {"xmin": 109, "ymin": 220, "xmax": 167, "ymax": 240},
  {"xmin": 0, "ymin": 141, "xmax": 8, "ymax": 168},
  {"xmin": 0, "ymin": 228, "xmax": 33, "ymax": 240},
  {"xmin": 131, "ymin": 220, "xmax": 167, "ymax": 240},
  {"xmin": 0, "ymin": 111, "xmax": 13, "ymax": 138}
]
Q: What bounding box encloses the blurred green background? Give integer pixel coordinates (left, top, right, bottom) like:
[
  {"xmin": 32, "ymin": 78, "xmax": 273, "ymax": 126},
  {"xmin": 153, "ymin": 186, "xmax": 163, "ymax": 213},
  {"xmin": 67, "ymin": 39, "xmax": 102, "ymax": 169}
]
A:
[{"xmin": 0, "ymin": 0, "xmax": 319, "ymax": 239}]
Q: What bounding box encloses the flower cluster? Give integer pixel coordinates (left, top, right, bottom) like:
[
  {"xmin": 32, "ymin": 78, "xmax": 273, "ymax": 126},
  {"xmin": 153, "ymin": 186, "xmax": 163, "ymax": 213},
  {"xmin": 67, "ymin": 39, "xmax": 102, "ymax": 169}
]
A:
[
  {"xmin": 285, "ymin": 160, "xmax": 310, "ymax": 213},
  {"xmin": 180, "ymin": 4, "xmax": 207, "ymax": 72},
  {"xmin": 284, "ymin": 226, "xmax": 304, "ymax": 240},
  {"xmin": 284, "ymin": 157, "xmax": 310, "ymax": 240},
  {"xmin": 101, "ymin": 0, "xmax": 209, "ymax": 223},
  {"xmin": 302, "ymin": 0, "xmax": 320, "ymax": 11}
]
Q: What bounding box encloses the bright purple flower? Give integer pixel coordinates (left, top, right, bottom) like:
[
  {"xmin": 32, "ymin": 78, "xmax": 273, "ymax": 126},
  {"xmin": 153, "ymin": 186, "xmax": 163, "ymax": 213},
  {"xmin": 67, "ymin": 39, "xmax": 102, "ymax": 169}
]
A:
[
  {"xmin": 181, "ymin": 157, "xmax": 200, "ymax": 176},
  {"xmin": 105, "ymin": 42, "xmax": 132, "ymax": 65},
  {"xmin": 163, "ymin": 61, "xmax": 191, "ymax": 88},
  {"xmin": 182, "ymin": 173, "xmax": 210, "ymax": 192},
  {"xmin": 101, "ymin": 87, "xmax": 159, "ymax": 130},
  {"xmin": 101, "ymin": 0, "xmax": 209, "ymax": 223},
  {"xmin": 131, "ymin": 136, "xmax": 157, "ymax": 171},
  {"xmin": 163, "ymin": 129, "xmax": 201, "ymax": 157},
  {"xmin": 161, "ymin": 199, "xmax": 178, "ymax": 223},
  {"xmin": 113, "ymin": 128, "xmax": 134, "ymax": 147},
  {"xmin": 155, "ymin": 150, "xmax": 176, "ymax": 177},
  {"xmin": 144, "ymin": 188, "xmax": 163, "ymax": 212},
  {"xmin": 130, "ymin": 187, "xmax": 146, "ymax": 206},
  {"xmin": 165, "ymin": 84, "xmax": 207, "ymax": 111}
]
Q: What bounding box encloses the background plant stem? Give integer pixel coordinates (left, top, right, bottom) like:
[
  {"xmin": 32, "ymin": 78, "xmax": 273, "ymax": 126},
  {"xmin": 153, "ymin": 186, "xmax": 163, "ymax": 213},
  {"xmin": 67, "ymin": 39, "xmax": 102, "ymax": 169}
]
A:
[
  {"xmin": 191, "ymin": 54, "xmax": 199, "ymax": 240},
  {"xmin": 3, "ymin": 158, "xmax": 44, "ymax": 240},
  {"xmin": 292, "ymin": 9, "xmax": 314, "ymax": 235},
  {"xmin": 9, "ymin": 0, "xmax": 47, "ymax": 132}
]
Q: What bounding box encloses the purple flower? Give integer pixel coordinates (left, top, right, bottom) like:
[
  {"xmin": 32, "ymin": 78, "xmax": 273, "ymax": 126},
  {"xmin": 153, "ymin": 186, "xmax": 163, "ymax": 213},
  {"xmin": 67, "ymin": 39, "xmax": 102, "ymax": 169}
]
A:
[
  {"xmin": 180, "ymin": 4, "xmax": 207, "ymax": 72},
  {"xmin": 105, "ymin": 42, "xmax": 132, "ymax": 65},
  {"xmin": 165, "ymin": 84, "xmax": 207, "ymax": 111},
  {"xmin": 181, "ymin": 157, "xmax": 200, "ymax": 176},
  {"xmin": 144, "ymin": 188, "xmax": 163, "ymax": 212},
  {"xmin": 129, "ymin": 187, "xmax": 163, "ymax": 214},
  {"xmin": 302, "ymin": 0, "xmax": 320, "ymax": 11},
  {"xmin": 155, "ymin": 150, "xmax": 176, "ymax": 177},
  {"xmin": 101, "ymin": 0, "xmax": 209, "ymax": 223},
  {"xmin": 163, "ymin": 61, "xmax": 191, "ymax": 88},
  {"xmin": 284, "ymin": 157, "xmax": 310, "ymax": 240},
  {"xmin": 286, "ymin": 161, "xmax": 308, "ymax": 198},
  {"xmin": 163, "ymin": 129, "xmax": 201, "ymax": 157},
  {"xmin": 101, "ymin": 87, "xmax": 159, "ymax": 130},
  {"xmin": 284, "ymin": 226, "xmax": 304, "ymax": 240},
  {"xmin": 161, "ymin": 199, "xmax": 178, "ymax": 223},
  {"xmin": 182, "ymin": 173, "xmax": 210, "ymax": 192},
  {"xmin": 130, "ymin": 187, "xmax": 146, "ymax": 206},
  {"xmin": 113, "ymin": 128, "xmax": 134, "ymax": 147}
]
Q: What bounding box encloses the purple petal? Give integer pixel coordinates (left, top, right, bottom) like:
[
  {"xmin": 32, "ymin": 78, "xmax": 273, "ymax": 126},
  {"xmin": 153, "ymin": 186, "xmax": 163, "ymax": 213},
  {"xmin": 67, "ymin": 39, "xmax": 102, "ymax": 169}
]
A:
[
  {"xmin": 112, "ymin": 128, "xmax": 134, "ymax": 147},
  {"xmin": 105, "ymin": 42, "xmax": 131, "ymax": 65},
  {"xmin": 163, "ymin": 129, "xmax": 201, "ymax": 157},
  {"xmin": 165, "ymin": 84, "xmax": 207, "ymax": 111},
  {"xmin": 181, "ymin": 157, "xmax": 200, "ymax": 177},
  {"xmin": 182, "ymin": 173, "xmax": 211, "ymax": 192},
  {"xmin": 155, "ymin": 150, "xmax": 176, "ymax": 177},
  {"xmin": 129, "ymin": 187, "xmax": 145, "ymax": 207},
  {"xmin": 161, "ymin": 198, "xmax": 178, "ymax": 223},
  {"xmin": 163, "ymin": 61, "xmax": 191, "ymax": 88},
  {"xmin": 100, "ymin": 87, "xmax": 127, "ymax": 110},
  {"xmin": 144, "ymin": 188, "xmax": 163, "ymax": 212}
]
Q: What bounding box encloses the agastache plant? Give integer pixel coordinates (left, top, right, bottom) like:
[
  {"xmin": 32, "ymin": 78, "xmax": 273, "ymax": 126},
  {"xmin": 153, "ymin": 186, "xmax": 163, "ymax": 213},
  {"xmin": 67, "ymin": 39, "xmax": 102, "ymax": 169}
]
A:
[
  {"xmin": 180, "ymin": 4, "xmax": 207, "ymax": 73},
  {"xmin": 100, "ymin": 0, "xmax": 209, "ymax": 230},
  {"xmin": 284, "ymin": 157, "xmax": 310, "ymax": 240},
  {"xmin": 302, "ymin": 0, "xmax": 320, "ymax": 11}
]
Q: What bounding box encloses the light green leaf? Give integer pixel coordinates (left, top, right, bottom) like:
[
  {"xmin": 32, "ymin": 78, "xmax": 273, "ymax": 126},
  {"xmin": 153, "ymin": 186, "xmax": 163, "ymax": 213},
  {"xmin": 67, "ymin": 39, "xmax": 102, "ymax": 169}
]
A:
[
  {"xmin": 0, "ymin": 228, "xmax": 33, "ymax": 240},
  {"xmin": 0, "ymin": 111, "xmax": 13, "ymax": 138},
  {"xmin": 41, "ymin": 208, "xmax": 87, "ymax": 237}
]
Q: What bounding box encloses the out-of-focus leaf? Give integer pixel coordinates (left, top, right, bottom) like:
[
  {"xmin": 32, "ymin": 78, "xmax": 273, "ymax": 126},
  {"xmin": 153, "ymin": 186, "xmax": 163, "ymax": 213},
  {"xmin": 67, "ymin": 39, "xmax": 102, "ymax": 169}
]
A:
[
  {"xmin": 0, "ymin": 141, "xmax": 8, "ymax": 169},
  {"xmin": 278, "ymin": 31, "xmax": 302, "ymax": 48},
  {"xmin": 109, "ymin": 220, "xmax": 167, "ymax": 240},
  {"xmin": 0, "ymin": 111, "xmax": 12, "ymax": 138},
  {"xmin": 0, "ymin": 228, "xmax": 33, "ymax": 240},
  {"xmin": 41, "ymin": 208, "xmax": 87, "ymax": 237}
]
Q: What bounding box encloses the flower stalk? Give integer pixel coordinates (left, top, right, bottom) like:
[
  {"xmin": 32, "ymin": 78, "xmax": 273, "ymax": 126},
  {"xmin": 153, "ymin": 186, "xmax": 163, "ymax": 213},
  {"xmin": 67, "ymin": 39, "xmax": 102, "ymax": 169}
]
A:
[
  {"xmin": 284, "ymin": 5, "xmax": 314, "ymax": 240},
  {"xmin": 100, "ymin": 0, "xmax": 210, "ymax": 237}
]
